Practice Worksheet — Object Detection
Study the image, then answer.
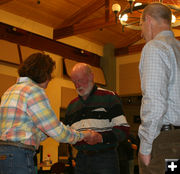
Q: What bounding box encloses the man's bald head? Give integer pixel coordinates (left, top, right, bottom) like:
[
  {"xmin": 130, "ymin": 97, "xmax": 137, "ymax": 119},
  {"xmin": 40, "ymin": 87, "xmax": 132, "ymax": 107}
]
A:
[{"xmin": 71, "ymin": 63, "xmax": 94, "ymax": 100}]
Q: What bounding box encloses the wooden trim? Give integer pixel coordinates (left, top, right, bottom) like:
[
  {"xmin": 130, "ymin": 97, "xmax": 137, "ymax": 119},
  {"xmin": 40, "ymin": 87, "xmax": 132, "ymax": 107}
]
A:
[
  {"xmin": 115, "ymin": 36, "xmax": 180, "ymax": 56},
  {"xmin": 17, "ymin": 44, "xmax": 23, "ymax": 64},
  {"xmin": 0, "ymin": 59, "xmax": 19, "ymax": 67},
  {"xmin": 115, "ymin": 44, "xmax": 144, "ymax": 56},
  {"xmin": 0, "ymin": 22, "xmax": 101, "ymax": 67}
]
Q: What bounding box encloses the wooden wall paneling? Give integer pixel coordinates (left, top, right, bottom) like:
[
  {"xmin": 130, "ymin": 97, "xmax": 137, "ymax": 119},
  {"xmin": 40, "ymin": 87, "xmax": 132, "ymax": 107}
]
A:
[
  {"xmin": 119, "ymin": 62, "xmax": 141, "ymax": 96},
  {"xmin": 0, "ymin": 73, "xmax": 17, "ymax": 98},
  {"xmin": 0, "ymin": 40, "xmax": 20, "ymax": 64},
  {"xmin": 20, "ymin": 45, "xmax": 43, "ymax": 61},
  {"xmin": 64, "ymin": 58, "xmax": 106, "ymax": 85},
  {"xmin": 61, "ymin": 87, "xmax": 77, "ymax": 109}
]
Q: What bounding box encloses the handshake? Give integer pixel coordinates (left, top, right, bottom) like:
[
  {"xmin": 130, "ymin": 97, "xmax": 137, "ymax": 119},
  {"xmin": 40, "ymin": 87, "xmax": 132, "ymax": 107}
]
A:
[{"xmin": 81, "ymin": 130, "xmax": 103, "ymax": 145}]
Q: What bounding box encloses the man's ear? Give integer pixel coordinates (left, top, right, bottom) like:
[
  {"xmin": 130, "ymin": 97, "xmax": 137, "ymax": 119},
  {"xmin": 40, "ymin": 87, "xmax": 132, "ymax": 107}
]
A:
[
  {"xmin": 145, "ymin": 15, "xmax": 152, "ymax": 24},
  {"xmin": 147, "ymin": 15, "xmax": 158, "ymax": 30}
]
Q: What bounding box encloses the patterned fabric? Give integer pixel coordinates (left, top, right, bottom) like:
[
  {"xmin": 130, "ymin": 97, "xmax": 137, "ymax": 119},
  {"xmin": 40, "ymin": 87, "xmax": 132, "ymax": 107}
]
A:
[
  {"xmin": 0, "ymin": 77, "xmax": 83, "ymax": 149},
  {"xmin": 64, "ymin": 85, "xmax": 129, "ymax": 151},
  {"xmin": 138, "ymin": 30, "xmax": 180, "ymax": 155}
]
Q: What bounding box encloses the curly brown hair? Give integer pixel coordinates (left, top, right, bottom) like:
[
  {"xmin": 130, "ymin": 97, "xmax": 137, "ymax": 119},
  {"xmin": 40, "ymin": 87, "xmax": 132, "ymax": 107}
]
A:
[{"xmin": 18, "ymin": 52, "xmax": 56, "ymax": 83}]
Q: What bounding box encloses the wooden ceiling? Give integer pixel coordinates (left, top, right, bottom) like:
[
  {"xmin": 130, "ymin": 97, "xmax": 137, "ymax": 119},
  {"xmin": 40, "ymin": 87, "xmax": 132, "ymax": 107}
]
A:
[{"xmin": 0, "ymin": 0, "xmax": 180, "ymax": 49}]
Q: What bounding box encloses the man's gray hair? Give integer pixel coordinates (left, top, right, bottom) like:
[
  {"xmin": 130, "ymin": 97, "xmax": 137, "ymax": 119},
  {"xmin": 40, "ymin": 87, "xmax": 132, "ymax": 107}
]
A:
[{"xmin": 142, "ymin": 3, "xmax": 172, "ymax": 25}]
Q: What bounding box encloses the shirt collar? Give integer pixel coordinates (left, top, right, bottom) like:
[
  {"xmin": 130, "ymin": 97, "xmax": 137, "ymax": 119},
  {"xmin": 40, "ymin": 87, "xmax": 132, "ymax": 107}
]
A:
[
  {"xmin": 17, "ymin": 77, "xmax": 32, "ymax": 83},
  {"xmin": 154, "ymin": 30, "xmax": 174, "ymax": 39},
  {"xmin": 89, "ymin": 85, "xmax": 97, "ymax": 96}
]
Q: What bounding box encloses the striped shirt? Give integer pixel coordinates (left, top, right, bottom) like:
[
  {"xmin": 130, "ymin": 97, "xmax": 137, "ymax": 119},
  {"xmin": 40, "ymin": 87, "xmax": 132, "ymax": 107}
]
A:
[
  {"xmin": 138, "ymin": 30, "xmax": 180, "ymax": 155},
  {"xmin": 65, "ymin": 85, "xmax": 129, "ymax": 151},
  {"xmin": 0, "ymin": 77, "xmax": 83, "ymax": 149}
]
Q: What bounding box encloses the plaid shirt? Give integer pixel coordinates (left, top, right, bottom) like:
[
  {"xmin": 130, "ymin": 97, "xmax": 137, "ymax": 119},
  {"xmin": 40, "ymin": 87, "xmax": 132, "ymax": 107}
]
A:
[
  {"xmin": 139, "ymin": 31, "xmax": 180, "ymax": 155},
  {"xmin": 0, "ymin": 77, "xmax": 83, "ymax": 149}
]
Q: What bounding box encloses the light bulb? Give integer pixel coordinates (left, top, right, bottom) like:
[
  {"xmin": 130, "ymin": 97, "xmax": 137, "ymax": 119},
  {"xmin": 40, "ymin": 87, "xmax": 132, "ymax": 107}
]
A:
[
  {"xmin": 112, "ymin": 4, "xmax": 121, "ymax": 13},
  {"xmin": 172, "ymin": 14, "xmax": 176, "ymax": 23},
  {"xmin": 119, "ymin": 14, "xmax": 128, "ymax": 22},
  {"xmin": 134, "ymin": 3, "xmax": 142, "ymax": 7}
]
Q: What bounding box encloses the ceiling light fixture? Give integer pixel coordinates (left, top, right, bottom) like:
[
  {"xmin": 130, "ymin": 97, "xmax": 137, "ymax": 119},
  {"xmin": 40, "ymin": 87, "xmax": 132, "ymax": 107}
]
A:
[
  {"xmin": 127, "ymin": 0, "xmax": 135, "ymax": 13},
  {"xmin": 112, "ymin": 3, "xmax": 121, "ymax": 23},
  {"xmin": 112, "ymin": 0, "xmax": 180, "ymax": 31}
]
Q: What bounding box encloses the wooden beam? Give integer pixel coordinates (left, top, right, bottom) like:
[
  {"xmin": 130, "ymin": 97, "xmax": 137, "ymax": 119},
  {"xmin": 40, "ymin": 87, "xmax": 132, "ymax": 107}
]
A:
[
  {"xmin": 175, "ymin": 25, "xmax": 180, "ymax": 30},
  {"xmin": 105, "ymin": 0, "xmax": 113, "ymax": 22},
  {"xmin": 0, "ymin": 59, "xmax": 19, "ymax": 67},
  {"xmin": 115, "ymin": 36, "xmax": 180, "ymax": 56},
  {"xmin": 0, "ymin": 22, "xmax": 100, "ymax": 67},
  {"xmin": 0, "ymin": 0, "xmax": 13, "ymax": 5},
  {"xmin": 58, "ymin": 0, "xmax": 105, "ymax": 28},
  {"xmin": 54, "ymin": 0, "xmax": 180, "ymax": 40},
  {"xmin": 138, "ymin": 0, "xmax": 180, "ymax": 5},
  {"xmin": 54, "ymin": 15, "xmax": 117, "ymax": 39},
  {"xmin": 17, "ymin": 44, "xmax": 23, "ymax": 64}
]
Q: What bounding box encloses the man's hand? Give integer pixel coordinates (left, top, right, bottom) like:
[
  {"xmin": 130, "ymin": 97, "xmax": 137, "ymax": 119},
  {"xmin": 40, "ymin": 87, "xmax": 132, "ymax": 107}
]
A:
[
  {"xmin": 80, "ymin": 130, "xmax": 92, "ymax": 140},
  {"xmin": 81, "ymin": 130, "xmax": 103, "ymax": 145},
  {"xmin": 138, "ymin": 152, "xmax": 151, "ymax": 166}
]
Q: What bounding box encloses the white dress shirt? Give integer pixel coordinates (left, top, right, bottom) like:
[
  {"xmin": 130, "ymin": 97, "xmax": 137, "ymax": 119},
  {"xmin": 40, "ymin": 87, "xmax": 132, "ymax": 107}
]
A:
[{"xmin": 138, "ymin": 30, "xmax": 180, "ymax": 155}]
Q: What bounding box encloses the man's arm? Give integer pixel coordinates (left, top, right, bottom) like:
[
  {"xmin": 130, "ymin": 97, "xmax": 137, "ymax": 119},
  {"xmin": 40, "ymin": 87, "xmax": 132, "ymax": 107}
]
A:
[
  {"xmin": 138, "ymin": 43, "xmax": 170, "ymax": 159},
  {"xmin": 139, "ymin": 153, "xmax": 151, "ymax": 166},
  {"xmin": 98, "ymin": 95, "xmax": 129, "ymax": 144}
]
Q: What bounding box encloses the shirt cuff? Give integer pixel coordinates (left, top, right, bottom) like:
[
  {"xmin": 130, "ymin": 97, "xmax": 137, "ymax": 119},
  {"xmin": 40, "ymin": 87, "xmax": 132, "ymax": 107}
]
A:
[
  {"xmin": 79, "ymin": 132, "xmax": 84, "ymax": 140},
  {"xmin": 139, "ymin": 141, "xmax": 152, "ymax": 155},
  {"xmin": 71, "ymin": 131, "xmax": 84, "ymax": 144}
]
